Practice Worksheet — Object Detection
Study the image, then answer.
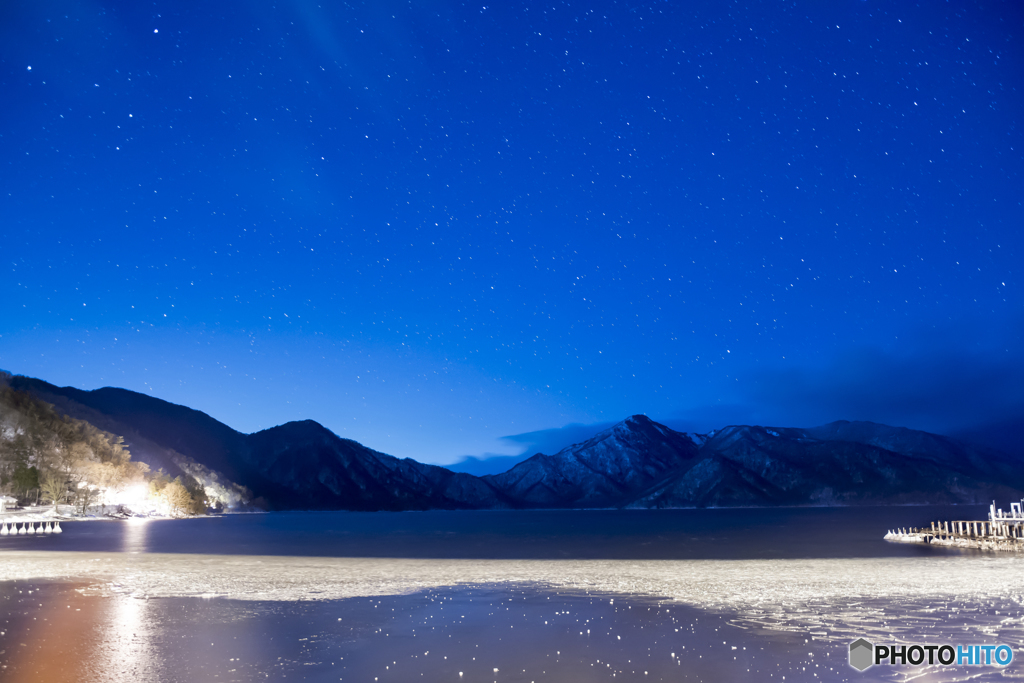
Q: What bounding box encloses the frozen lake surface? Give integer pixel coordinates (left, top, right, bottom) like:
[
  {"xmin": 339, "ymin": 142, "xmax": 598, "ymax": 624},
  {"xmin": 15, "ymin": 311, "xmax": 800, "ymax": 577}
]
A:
[{"xmin": 2, "ymin": 506, "xmax": 1022, "ymax": 682}]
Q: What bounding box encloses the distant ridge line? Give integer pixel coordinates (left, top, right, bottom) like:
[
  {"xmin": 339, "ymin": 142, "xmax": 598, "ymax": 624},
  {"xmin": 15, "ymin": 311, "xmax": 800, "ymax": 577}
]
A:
[{"xmin": 6, "ymin": 374, "xmax": 1023, "ymax": 512}]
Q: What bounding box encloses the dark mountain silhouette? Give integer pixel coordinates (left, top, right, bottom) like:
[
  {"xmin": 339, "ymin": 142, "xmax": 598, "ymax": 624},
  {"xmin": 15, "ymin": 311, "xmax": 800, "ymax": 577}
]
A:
[
  {"xmin": 9, "ymin": 376, "xmax": 502, "ymax": 511},
  {"xmin": 240, "ymin": 420, "xmax": 500, "ymax": 510},
  {"xmin": 10, "ymin": 375, "xmax": 1024, "ymax": 510}
]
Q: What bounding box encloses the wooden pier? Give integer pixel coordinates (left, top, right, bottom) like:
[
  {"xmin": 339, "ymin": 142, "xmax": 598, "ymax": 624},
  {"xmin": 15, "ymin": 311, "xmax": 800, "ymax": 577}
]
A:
[{"xmin": 885, "ymin": 500, "xmax": 1024, "ymax": 552}]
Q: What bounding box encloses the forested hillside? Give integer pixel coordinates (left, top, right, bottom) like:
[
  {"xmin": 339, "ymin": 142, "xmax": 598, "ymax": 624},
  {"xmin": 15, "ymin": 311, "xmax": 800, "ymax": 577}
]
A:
[{"xmin": 0, "ymin": 372, "xmax": 207, "ymax": 514}]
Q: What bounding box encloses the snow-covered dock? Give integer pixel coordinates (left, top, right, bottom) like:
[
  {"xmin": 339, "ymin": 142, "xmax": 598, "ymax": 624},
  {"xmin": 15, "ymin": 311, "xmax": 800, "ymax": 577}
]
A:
[
  {"xmin": 0, "ymin": 520, "xmax": 61, "ymax": 536},
  {"xmin": 885, "ymin": 500, "xmax": 1024, "ymax": 552},
  {"xmin": 0, "ymin": 504, "xmax": 74, "ymax": 538}
]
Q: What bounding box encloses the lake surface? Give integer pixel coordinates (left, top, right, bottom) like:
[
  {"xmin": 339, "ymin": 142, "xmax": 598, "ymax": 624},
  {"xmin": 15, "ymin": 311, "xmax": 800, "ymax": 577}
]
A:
[
  {"xmin": 2, "ymin": 506, "xmax": 1022, "ymax": 683},
  {"xmin": 0, "ymin": 504, "xmax": 988, "ymax": 558}
]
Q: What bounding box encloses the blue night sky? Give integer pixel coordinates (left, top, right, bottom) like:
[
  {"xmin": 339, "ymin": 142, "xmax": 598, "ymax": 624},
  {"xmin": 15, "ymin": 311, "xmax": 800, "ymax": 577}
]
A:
[{"xmin": 1, "ymin": 1, "xmax": 1022, "ymax": 469}]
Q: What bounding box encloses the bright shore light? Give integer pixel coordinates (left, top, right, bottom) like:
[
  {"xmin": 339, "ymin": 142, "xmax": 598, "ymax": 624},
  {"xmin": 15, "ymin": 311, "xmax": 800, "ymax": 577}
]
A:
[
  {"xmin": 99, "ymin": 483, "xmax": 160, "ymax": 514},
  {"xmin": 116, "ymin": 484, "xmax": 151, "ymax": 508}
]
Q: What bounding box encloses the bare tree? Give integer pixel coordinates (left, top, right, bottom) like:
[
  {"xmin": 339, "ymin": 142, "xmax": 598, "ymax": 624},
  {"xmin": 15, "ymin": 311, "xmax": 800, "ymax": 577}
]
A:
[
  {"xmin": 39, "ymin": 472, "xmax": 65, "ymax": 511},
  {"xmin": 76, "ymin": 484, "xmax": 97, "ymax": 516},
  {"xmin": 161, "ymin": 479, "xmax": 192, "ymax": 517}
]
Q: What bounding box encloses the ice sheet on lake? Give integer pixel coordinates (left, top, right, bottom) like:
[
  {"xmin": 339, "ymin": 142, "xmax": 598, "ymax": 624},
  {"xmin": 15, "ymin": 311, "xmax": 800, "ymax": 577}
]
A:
[{"xmin": 5, "ymin": 551, "xmax": 1024, "ymax": 648}]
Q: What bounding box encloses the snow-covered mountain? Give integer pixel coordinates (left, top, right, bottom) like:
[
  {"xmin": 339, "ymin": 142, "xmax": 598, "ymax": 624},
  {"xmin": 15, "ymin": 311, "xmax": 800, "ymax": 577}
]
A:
[
  {"xmin": 481, "ymin": 415, "xmax": 702, "ymax": 507},
  {"xmin": 10, "ymin": 375, "xmax": 1023, "ymax": 510},
  {"xmin": 626, "ymin": 422, "xmax": 1024, "ymax": 507}
]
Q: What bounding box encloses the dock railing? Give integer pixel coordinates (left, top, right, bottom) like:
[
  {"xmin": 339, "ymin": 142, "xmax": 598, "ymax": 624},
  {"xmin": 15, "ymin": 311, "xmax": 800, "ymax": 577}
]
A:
[
  {"xmin": 886, "ymin": 501, "xmax": 1024, "ymax": 547},
  {"xmin": 889, "ymin": 519, "xmax": 1024, "ymax": 543}
]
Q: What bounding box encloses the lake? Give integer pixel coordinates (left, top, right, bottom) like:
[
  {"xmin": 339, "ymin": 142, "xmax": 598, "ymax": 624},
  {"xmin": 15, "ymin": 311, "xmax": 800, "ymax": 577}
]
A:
[
  {"xmin": 2, "ymin": 506, "xmax": 1022, "ymax": 682},
  {"xmin": 0, "ymin": 505, "xmax": 987, "ymax": 558}
]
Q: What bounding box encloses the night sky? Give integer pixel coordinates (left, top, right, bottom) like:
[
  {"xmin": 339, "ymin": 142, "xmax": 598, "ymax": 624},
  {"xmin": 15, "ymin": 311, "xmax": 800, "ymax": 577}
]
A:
[{"xmin": 2, "ymin": 1, "xmax": 1022, "ymax": 469}]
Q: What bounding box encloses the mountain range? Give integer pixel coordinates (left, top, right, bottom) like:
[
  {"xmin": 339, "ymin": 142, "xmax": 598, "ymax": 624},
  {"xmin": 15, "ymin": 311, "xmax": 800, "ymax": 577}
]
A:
[{"xmin": 10, "ymin": 375, "xmax": 1024, "ymax": 511}]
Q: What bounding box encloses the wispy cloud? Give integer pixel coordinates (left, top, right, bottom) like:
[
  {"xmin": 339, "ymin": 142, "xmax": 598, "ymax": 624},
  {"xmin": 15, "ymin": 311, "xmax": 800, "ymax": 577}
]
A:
[{"xmin": 447, "ymin": 421, "xmax": 616, "ymax": 475}]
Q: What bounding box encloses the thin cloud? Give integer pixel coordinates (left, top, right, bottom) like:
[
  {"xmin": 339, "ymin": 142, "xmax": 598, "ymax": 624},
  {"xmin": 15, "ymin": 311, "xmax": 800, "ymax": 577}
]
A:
[{"xmin": 447, "ymin": 421, "xmax": 616, "ymax": 475}]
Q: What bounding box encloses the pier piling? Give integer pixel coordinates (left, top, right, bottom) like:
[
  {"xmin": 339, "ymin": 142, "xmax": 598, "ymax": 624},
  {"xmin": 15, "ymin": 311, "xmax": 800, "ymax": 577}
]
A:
[{"xmin": 889, "ymin": 499, "xmax": 1024, "ymax": 552}]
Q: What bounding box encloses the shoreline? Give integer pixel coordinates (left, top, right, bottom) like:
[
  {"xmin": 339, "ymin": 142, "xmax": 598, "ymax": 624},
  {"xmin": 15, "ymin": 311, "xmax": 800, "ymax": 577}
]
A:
[
  {"xmin": 0, "ymin": 505, "xmax": 249, "ymax": 524},
  {"xmin": 1, "ymin": 501, "xmax": 991, "ymax": 524}
]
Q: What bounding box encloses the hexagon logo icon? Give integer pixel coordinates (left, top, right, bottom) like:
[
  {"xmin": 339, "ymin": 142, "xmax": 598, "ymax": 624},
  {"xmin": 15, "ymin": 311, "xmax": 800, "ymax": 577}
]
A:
[{"xmin": 849, "ymin": 638, "xmax": 874, "ymax": 671}]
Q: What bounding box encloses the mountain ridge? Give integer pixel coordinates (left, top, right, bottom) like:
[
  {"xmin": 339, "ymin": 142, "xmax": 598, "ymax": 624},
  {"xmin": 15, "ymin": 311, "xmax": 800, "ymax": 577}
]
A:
[{"xmin": 7, "ymin": 374, "xmax": 1022, "ymax": 511}]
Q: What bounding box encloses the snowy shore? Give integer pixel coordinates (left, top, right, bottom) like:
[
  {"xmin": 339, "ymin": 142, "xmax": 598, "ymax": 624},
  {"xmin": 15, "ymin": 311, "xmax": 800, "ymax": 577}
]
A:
[
  {"xmin": 0, "ymin": 504, "xmax": 209, "ymax": 524},
  {"xmin": 0, "ymin": 506, "xmax": 74, "ymax": 523}
]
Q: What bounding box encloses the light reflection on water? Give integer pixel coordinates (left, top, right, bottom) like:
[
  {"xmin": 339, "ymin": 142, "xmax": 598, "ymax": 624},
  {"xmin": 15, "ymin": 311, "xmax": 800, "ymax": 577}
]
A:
[
  {"xmin": 122, "ymin": 517, "xmax": 150, "ymax": 554},
  {"xmin": 101, "ymin": 584, "xmax": 151, "ymax": 679}
]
